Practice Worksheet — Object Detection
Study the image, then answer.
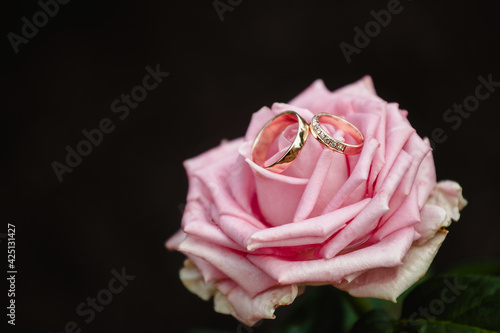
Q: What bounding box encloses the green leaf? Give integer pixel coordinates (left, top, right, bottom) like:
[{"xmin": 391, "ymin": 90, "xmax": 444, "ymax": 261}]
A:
[
  {"xmin": 350, "ymin": 309, "xmax": 395, "ymax": 333},
  {"xmin": 350, "ymin": 273, "xmax": 500, "ymax": 332},
  {"xmin": 397, "ymin": 274, "xmax": 500, "ymax": 332},
  {"xmin": 442, "ymin": 259, "xmax": 500, "ymax": 277},
  {"xmin": 271, "ymin": 285, "xmax": 357, "ymax": 333}
]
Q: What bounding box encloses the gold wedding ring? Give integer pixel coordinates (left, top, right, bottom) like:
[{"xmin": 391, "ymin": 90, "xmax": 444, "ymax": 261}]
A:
[
  {"xmin": 310, "ymin": 113, "xmax": 364, "ymax": 155},
  {"xmin": 251, "ymin": 111, "xmax": 309, "ymax": 173},
  {"xmin": 251, "ymin": 111, "xmax": 364, "ymax": 173}
]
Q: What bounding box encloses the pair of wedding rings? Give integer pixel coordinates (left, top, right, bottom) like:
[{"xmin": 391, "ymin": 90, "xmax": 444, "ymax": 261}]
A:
[{"xmin": 251, "ymin": 111, "xmax": 364, "ymax": 173}]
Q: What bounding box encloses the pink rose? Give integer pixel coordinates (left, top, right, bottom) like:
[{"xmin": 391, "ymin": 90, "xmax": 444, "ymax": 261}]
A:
[{"xmin": 166, "ymin": 76, "xmax": 467, "ymax": 326}]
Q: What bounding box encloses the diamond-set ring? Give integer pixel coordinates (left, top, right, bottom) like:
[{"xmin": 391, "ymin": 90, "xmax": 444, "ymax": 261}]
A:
[
  {"xmin": 251, "ymin": 111, "xmax": 364, "ymax": 173},
  {"xmin": 310, "ymin": 113, "xmax": 364, "ymax": 155}
]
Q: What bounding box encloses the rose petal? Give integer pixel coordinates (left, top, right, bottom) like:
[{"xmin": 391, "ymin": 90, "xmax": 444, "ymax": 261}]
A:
[
  {"xmin": 246, "ymin": 158, "xmax": 308, "ymax": 226},
  {"xmin": 349, "ymin": 99, "xmax": 388, "ymax": 194},
  {"xmin": 427, "ymin": 180, "xmax": 467, "ymax": 221},
  {"xmin": 179, "ymin": 259, "xmax": 216, "ymax": 301},
  {"xmin": 184, "ymin": 138, "xmax": 244, "ymax": 175},
  {"xmin": 319, "ymin": 150, "xmax": 413, "ymax": 259},
  {"xmin": 375, "ymin": 104, "xmax": 416, "ymax": 192},
  {"xmin": 213, "ymin": 290, "xmax": 234, "ymax": 315},
  {"xmin": 165, "ymin": 229, "xmax": 186, "ymax": 250},
  {"xmin": 228, "ymin": 152, "xmax": 256, "ymax": 214},
  {"xmin": 321, "ymin": 137, "xmax": 379, "ymax": 213},
  {"xmin": 248, "ymin": 227, "xmax": 414, "ymax": 285},
  {"xmin": 415, "ymin": 204, "xmax": 449, "ymax": 245},
  {"xmin": 182, "ymin": 201, "xmax": 245, "ymax": 251},
  {"xmin": 271, "ymin": 103, "xmax": 315, "ymax": 121},
  {"xmin": 216, "ymin": 213, "xmax": 263, "ymax": 249},
  {"xmin": 247, "ymin": 199, "xmax": 370, "ymax": 251},
  {"xmin": 381, "ymin": 133, "xmax": 432, "ymax": 224},
  {"xmin": 178, "ymin": 236, "xmax": 276, "ymax": 297},
  {"xmin": 244, "ymin": 106, "xmax": 276, "ymax": 142},
  {"xmin": 293, "ymin": 148, "xmax": 345, "ymax": 222},
  {"xmin": 215, "ymin": 284, "xmax": 299, "ymax": 327},
  {"xmin": 370, "ymin": 187, "xmax": 421, "ymax": 242},
  {"xmin": 187, "ymin": 254, "xmax": 228, "ymax": 284},
  {"xmin": 335, "ymin": 229, "xmax": 448, "ymax": 301},
  {"xmin": 415, "ymin": 138, "xmax": 437, "ymax": 208}
]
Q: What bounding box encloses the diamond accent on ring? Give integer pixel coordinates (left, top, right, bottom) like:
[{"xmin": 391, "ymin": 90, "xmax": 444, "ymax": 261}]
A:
[
  {"xmin": 312, "ymin": 121, "xmax": 347, "ymax": 153},
  {"xmin": 311, "ymin": 113, "xmax": 364, "ymax": 155}
]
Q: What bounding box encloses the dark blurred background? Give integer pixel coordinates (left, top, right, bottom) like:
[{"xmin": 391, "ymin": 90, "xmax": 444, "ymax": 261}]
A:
[{"xmin": 1, "ymin": 0, "xmax": 499, "ymax": 332}]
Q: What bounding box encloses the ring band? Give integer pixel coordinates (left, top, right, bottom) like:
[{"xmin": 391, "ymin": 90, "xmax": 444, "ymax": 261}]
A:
[
  {"xmin": 310, "ymin": 113, "xmax": 364, "ymax": 155},
  {"xmin": 251, "ymin": 111, "xmax": 309, "ymax": 173}
]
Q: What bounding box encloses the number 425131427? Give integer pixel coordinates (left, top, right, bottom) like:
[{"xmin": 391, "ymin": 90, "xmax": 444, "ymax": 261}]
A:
[{"xmin": 7, "ymin": 224, "xmax": 16, "ymax": 270}]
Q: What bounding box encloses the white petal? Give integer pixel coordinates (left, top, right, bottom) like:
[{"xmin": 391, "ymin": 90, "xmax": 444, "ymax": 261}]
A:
[
  {"xmin": 220, "ymin": 284, "xmax": 299, "ymax": 327},
  {"xmin": 426, "ymin": 180, "xmax": 467, "ymax": 221},
  {"xmin": 179, "ymin": 259, "xmax": 216, "ymax": 301},
  {"xmin": 334, "ymin": 230, "xmax": 447, "ymax": 301}
]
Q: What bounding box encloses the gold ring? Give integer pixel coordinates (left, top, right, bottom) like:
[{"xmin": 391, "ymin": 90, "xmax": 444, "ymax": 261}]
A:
[
  {"xmin": 251, "ymin": 111, "xmax": 309, "ymax": 173},
  {"xmin": 310, "ymin": 113, "xmax": 364, "ymax": 155}
]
